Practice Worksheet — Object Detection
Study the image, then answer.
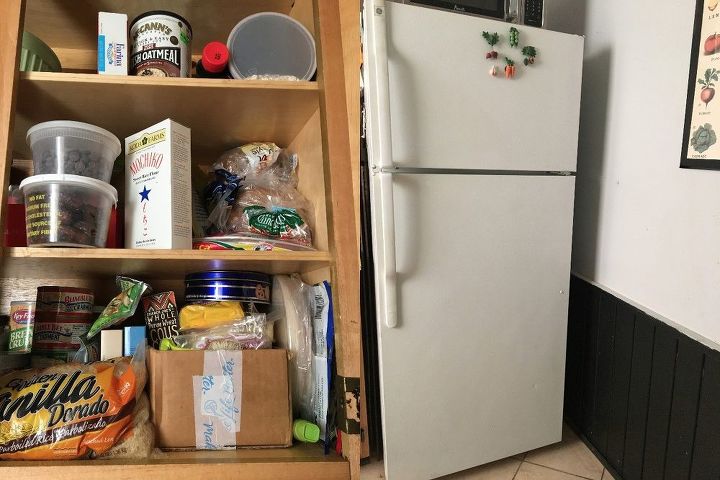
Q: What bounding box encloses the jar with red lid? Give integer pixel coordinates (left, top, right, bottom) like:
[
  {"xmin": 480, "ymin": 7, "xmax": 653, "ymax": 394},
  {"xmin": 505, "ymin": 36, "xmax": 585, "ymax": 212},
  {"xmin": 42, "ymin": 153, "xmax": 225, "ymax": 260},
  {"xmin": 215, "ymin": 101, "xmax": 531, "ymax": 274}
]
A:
[{"xmin": 196, "ymin": 41, "xmax": 231, "ymax": 79}]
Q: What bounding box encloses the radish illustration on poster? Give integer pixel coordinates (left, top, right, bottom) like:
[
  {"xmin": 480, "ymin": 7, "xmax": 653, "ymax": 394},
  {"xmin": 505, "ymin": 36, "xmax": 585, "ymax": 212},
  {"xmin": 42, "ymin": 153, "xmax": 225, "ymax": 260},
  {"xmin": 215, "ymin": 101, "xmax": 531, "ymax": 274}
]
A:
[{"xmin": 682, "ymin": 0, "xmax": 720, "ymax": 169}]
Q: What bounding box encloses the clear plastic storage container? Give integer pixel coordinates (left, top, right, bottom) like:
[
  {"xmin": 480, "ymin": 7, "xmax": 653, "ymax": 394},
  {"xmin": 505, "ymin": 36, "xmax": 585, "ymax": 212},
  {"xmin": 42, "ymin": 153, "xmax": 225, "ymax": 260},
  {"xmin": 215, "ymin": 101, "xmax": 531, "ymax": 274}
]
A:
[
  {"xmin": 227, "ymin": 13, "xmax": 317, "ymax": 81},
  {"xmin": 26, "ymin": 120, "xmax": 121, "ymax": 182},
  {"xmin": 20, "ymin": 174, "xmax": 118, "ymax": 248}
]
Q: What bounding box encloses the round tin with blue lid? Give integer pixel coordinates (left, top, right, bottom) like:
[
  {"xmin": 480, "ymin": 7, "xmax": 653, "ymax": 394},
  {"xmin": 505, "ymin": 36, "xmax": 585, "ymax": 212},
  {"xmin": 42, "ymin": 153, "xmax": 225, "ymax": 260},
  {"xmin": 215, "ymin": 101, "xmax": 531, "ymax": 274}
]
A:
[{"xmin": 184, "ymin": 270, "xmax": 272, "ymax": 311}]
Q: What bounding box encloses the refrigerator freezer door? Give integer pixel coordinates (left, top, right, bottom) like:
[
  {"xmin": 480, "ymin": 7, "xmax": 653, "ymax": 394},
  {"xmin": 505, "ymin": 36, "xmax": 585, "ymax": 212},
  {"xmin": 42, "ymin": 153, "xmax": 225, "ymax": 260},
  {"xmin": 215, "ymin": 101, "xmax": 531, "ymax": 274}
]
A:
[
  {"xmin": 384, "ymin": 2, "xmax": 583, "ymax": 172},
  {"xmin": 375, "ymin": 173, "xmax": 575, "ymax": 480}
]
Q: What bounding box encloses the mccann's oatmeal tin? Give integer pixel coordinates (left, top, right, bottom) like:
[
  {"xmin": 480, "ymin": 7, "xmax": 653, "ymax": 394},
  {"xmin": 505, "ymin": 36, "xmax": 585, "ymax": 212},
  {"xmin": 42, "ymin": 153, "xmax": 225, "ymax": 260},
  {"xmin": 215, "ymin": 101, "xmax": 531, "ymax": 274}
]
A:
[{"xmin": 130, "ymin": 11, "xmax": 192, "ymax": 77}]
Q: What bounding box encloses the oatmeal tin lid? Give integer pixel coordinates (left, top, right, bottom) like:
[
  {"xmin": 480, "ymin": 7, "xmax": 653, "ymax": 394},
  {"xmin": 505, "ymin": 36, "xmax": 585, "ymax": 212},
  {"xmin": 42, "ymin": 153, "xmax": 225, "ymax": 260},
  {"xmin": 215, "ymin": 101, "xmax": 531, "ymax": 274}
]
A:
[{"xmin": 130, "ymin": 10, "xmax": 193, "ymax": 36}]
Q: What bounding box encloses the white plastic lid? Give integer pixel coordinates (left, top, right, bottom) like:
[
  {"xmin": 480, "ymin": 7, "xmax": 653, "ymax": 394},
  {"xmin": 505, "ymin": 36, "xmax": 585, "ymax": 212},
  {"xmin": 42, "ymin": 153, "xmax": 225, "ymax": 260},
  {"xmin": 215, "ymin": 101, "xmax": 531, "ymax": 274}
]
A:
[
  {"xmin": 20, "ymin": 174, "xmax": 118, "ymax": 203},
  {"xmin": 227, "ymin": 12, "xmax": 317, "ymax": 81},
  {"xmin": 26, "ymin": 121, "xmax": 122, "ymax": 157}
]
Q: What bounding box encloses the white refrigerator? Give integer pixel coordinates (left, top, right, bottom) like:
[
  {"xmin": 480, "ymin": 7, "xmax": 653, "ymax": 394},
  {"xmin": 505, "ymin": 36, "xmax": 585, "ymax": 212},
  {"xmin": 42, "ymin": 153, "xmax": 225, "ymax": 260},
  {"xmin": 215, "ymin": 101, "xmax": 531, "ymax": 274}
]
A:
[{"xmin": 362, "ymin": 2, "xmax": 584, "ymax": 479}]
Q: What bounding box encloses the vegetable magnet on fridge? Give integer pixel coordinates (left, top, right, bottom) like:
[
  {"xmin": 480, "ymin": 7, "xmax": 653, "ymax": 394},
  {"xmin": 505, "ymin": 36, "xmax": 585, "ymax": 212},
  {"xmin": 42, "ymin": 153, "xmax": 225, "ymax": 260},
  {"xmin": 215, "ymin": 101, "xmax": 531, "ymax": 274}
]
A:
[
  {"xmin": 522, "ymin": 46, "xmax": 538, "ymax": 66},
  {"xmin": 482, "ymin": 31, "xmax": 500, "ymax": 59},
  {"xmin": 509, "ymin": 27, "xmax": 519, "ymax": 48},
  {"xmin": 504, "ymin": 58, "xmax": 516, "ymax": 79}
]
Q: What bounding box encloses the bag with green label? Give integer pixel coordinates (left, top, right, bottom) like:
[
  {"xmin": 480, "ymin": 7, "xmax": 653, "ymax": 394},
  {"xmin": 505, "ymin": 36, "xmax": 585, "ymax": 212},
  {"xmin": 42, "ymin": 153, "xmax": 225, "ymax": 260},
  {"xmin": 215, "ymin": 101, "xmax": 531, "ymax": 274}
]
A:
[
  {"xmin": 202, "ymin": 144, "xmax": 314, "ymax": 249},
  {"xmin": 225, "ymin": 184, "xmax": 313, "ymax": 248}
]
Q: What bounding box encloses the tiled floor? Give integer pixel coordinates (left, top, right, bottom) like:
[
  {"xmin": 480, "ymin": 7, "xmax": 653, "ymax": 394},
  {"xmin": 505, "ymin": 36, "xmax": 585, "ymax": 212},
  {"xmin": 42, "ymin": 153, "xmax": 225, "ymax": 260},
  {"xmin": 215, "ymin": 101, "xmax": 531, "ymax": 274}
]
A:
[{"xmin": 361, "ymin": 424, "xmax": 616, "ymax": 480}]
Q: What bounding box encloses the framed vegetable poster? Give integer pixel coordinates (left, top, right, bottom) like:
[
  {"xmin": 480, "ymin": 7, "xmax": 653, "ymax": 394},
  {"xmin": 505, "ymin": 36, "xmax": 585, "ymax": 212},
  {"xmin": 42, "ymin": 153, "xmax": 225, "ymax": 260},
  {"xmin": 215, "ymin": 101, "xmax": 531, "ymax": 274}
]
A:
[{"xmin": 682, "ymin": 0, "xmax": 720, "ymax": 169}]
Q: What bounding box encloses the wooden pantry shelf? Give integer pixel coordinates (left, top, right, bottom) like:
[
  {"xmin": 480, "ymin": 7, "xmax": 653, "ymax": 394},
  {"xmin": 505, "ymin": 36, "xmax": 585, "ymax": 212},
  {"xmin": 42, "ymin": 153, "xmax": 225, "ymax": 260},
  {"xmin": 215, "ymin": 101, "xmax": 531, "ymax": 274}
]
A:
[
  {"xmin": 24, "ymin": 0, "xmax": 300, "ymax": 61},
  {"xmin": 13, "ymin": 72, "xmax": 320, "ymax": 156},
  {"xmin": 1, "ymin": 247, "xmax": 331, "ymax": 279},
  {"xmin": 0, "ymin": 443, "xmax": 350, "ymax": 480}
]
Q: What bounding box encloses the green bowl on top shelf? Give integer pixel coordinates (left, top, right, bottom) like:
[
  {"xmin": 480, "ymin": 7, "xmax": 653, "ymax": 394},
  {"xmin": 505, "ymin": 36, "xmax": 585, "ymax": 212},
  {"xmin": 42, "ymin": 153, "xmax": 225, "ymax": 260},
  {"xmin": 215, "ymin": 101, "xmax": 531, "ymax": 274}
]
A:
[{"xmin": 20, "ymin": 31, "xmax": 61, "ymax": 72}]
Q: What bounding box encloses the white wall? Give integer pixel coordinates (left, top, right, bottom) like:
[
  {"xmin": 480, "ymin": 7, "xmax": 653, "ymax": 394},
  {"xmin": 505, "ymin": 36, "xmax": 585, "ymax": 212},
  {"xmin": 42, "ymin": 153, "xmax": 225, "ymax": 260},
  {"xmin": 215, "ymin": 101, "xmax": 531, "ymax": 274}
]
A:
[{"xmin": 547, "ymin": 0, "xmax": 720, "ymax": 346}]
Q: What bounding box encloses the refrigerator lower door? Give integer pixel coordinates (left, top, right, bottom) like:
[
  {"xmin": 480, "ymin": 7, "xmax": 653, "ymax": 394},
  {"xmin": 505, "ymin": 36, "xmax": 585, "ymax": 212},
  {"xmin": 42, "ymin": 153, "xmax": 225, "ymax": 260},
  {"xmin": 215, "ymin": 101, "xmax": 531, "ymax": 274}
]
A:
[{"xmin": 374, "ymin": 173, "xmax": 575, "ymax": 480}]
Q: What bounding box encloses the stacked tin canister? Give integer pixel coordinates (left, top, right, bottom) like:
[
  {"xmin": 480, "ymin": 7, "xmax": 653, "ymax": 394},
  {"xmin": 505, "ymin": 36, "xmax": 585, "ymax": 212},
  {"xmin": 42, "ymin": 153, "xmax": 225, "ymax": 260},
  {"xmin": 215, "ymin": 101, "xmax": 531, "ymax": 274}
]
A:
[{"xmin": 184, "ymin": 271, "xmax": 272, "ymax": 313}]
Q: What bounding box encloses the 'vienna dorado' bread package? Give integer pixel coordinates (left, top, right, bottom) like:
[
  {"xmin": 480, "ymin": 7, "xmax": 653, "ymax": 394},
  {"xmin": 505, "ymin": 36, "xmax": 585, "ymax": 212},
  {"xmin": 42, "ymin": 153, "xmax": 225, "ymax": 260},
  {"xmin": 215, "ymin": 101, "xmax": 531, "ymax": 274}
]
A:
[{"xmin": 0, "ymin": 349, "xmax": 151, "ymax": 460}]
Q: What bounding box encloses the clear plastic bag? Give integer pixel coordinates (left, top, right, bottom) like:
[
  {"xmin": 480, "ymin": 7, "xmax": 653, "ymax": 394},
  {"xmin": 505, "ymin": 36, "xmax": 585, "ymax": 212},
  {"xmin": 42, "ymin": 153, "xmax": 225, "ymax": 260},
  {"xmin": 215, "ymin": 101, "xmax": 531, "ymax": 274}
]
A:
[
  {"xmin": 203, "ymin": 143, "xmax": 314, "ymax": 249},
  {"xmin": 225, "ymin": 184, "xmax": 313, "ymax": 248},
  {"xmin": 0, "ymin": 343, "xmax": 151, "ymax": 460},
  {"xmin": 270, "ymin": 275, "xmax": 314, "ymax": 421},
  {"xmin": 166, "ymin": 314, "xmax": 273, "ymax": 351},
  {"xmin": 213, "ymin": 143, "xmax": 298, "ymax": 186}
]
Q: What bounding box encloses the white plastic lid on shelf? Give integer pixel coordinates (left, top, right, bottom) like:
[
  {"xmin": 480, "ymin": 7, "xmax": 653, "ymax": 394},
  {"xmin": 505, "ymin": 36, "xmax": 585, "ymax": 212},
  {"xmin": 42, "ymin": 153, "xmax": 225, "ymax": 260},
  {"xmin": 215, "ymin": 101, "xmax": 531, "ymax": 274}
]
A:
[
  {"xmin": 26, "ymin": 120, "xmax": 122, "ymax": 157},
  {"xmin": 227, "ymin": 12, "xmax": 317, "ymax": 81},
  {"xmin": 19, "ymin": 173, "xmax": 118, "ymax": 203}
]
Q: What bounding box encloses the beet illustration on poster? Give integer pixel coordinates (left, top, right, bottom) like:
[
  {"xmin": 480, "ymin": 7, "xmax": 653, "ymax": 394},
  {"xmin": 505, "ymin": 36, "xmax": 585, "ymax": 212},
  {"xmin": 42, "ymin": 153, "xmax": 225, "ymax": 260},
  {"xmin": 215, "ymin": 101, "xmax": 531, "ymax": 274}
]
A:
[{"xmin": 698, "ymin": 68, "xmax": 718, "ymax": 107}]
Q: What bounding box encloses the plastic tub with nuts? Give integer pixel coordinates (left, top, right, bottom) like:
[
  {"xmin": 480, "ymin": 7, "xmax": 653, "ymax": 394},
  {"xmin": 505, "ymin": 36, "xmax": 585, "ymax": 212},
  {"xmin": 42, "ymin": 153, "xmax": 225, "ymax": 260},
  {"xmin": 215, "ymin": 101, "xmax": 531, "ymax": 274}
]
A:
[
  {"xmin": 26, "ymin": 120, "xmax": 121, "ymax": 183},
  {"xmin": 20, "ymin": 174, "xmax": 118, "ymax": 248}
]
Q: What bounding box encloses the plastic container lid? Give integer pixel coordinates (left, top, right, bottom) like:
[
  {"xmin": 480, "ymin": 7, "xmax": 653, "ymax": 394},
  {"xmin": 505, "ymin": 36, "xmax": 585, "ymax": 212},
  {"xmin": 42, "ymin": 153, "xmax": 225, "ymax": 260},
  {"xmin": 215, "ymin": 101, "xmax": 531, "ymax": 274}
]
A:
[
  {"xmin": 20, "ymin": 174, "xmax": 118, "ymax": 203},
  {"xmin": 227, "ymin": 13, "xmax": 316, "ymax": 80},
  {"xmin": 201, "ymin": 42, "xmax": 230, "ymax": 73},
  {"xmin": 26, "ymin": 121, "xmax": 121, "ymax": 158}
]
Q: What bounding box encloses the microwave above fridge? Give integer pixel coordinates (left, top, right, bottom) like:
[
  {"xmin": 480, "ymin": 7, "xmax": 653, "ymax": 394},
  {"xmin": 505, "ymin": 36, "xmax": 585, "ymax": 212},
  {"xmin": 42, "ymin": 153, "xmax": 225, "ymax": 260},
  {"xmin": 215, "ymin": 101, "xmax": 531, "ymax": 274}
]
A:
[{"xmin": 403, "ymin": 0, "xmax": 545, "ymax": 27}]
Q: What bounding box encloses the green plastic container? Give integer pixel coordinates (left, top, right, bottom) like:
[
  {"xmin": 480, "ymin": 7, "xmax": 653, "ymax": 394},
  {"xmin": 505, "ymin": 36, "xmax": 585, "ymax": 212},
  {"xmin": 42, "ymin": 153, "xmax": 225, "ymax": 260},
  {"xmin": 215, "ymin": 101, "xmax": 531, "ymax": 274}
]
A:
[{"xmin": 20, "ymin": 31, "xmax": 61, "ymax": 72}]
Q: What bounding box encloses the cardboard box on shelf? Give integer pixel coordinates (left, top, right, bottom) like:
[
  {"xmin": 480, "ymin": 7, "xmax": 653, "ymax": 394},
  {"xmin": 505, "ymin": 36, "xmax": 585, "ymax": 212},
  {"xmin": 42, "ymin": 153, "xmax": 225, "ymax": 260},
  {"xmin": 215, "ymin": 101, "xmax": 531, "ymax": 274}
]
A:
[
  {"xmin": 98, "ymin": 12, "xmax": 128, "ymax": 75},
  {"xmin": 125, "ymin": 119, "xmax": 192, "ymax": 249},
  {"xmin": 147, "ymin": 348, "xmax": 292, "ymax": 449}
]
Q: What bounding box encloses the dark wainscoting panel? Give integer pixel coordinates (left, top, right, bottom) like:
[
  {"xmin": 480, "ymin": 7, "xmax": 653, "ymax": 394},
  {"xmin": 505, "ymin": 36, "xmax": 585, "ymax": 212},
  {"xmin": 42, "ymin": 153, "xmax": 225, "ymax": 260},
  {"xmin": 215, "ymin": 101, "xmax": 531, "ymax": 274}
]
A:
[{"xmin": 565, "ymin": 276, "xmax": 720, "ymax": 480}]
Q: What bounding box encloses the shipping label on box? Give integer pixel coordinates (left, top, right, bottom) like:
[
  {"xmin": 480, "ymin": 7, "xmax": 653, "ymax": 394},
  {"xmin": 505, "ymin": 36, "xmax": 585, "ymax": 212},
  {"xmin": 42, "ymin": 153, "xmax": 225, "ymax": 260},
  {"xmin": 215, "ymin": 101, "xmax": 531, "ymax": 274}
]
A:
[
  {"xmin": 125, "ymin": 119, "xmax": 192, "ymax": 249},
  {"xmin": 98, "ymin": 12, "xmax": 128, "ymax": 75}
]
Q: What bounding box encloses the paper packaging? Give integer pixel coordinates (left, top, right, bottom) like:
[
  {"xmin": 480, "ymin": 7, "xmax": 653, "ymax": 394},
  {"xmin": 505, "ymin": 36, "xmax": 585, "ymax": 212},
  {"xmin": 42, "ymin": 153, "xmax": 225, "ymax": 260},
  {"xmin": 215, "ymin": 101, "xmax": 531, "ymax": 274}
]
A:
[
  {"xmin": 123, "ymin": 326, "xmax": 146, "ymax": 356},
  {"xmin": 148, "ymin": 349, "xmax": 292, "ymax": 449},
  {"xmin": 100, "ymin": 330, "xmax": 123, "ymax": 360},
  {"xmin": 143, "ymin": 292, "xmax": 179, "ymax": 349},
  {"xmin": 98, "ymin": 12, "xmax": 128, "ymax": 75},
  {"xmin": 125, "ymin": 119, "xmax": 192, "ymax": 249}
]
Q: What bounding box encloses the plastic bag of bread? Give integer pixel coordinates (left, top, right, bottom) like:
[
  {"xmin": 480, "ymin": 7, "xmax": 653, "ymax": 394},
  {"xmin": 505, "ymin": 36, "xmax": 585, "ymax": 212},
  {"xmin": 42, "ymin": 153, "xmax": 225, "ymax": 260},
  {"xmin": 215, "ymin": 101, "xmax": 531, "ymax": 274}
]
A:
[
  {"xmin": 225, "ymin": 184, "xmax": 313, "ymax": 248},
  {"xmin": 0, "ymin": 344, "xmax": 151, "ymax": 460},
  {"xmin": 204, "ymin": 143, "xmax": 314, "ymax": 248},
  {"xmin": 213, "ymin": 142, "xmax": 298, "ymax": 185}
]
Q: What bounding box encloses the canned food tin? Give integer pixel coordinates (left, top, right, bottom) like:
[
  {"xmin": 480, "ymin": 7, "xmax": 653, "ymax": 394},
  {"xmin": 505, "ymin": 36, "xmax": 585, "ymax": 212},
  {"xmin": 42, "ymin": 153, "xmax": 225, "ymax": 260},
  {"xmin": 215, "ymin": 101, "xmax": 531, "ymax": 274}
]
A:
[
  {"xmin": 8, "ymin": 301, "xmax": 35, "ymax": 353},
  {"xmin": 33, "ymin": 287, "xmax": 94, "ymax": 362},
  {"xmin": 36, "ymin": 286, "xmax": 94, "ymax": 316},
  {"xmin": 130, "ymin": 10, "xmax": 193, "ymax": 77},
  {"xmin": 185, "ymin": 270, "xmax": 271, "ymax": 311}
]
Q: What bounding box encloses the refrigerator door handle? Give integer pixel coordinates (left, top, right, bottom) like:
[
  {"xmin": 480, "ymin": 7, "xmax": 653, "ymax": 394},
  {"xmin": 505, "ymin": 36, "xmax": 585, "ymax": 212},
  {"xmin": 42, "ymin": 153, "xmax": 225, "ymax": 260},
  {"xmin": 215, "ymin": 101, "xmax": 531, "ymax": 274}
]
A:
[
  {"xmin": 377, "ymin": 171, "xmax": 398, "ymax": 328},
  {"xmin": 367, "ymin": 0, "xmax": 398, "ymax": 328}
]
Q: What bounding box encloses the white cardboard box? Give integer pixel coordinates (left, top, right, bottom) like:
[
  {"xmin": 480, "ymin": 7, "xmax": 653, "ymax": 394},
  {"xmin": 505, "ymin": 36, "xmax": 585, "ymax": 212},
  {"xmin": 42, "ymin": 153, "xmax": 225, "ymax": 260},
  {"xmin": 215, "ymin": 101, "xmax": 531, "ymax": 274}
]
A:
[
  {"xmin": 125, "ymin": 119, "xmax": 192, "ymax": 249},
  {"xmin": 98, "ymin": 12, "xmax": 128, "ymax": 75},
  {"xmin": 100, "ymin": 330, "xmax": 123, "ymax": 361}
]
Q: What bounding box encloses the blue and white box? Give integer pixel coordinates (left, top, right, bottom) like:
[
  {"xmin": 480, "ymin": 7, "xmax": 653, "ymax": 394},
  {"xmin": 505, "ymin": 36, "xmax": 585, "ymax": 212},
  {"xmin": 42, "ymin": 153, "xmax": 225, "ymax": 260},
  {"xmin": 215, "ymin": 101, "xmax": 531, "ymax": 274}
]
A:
[
  {"xmin": 98, "ymin": 12, "xmax": 127, "ymax": 75},
  {"xmin": 124, "ymin": 326, "xmax": 146, "ymax": 356}
]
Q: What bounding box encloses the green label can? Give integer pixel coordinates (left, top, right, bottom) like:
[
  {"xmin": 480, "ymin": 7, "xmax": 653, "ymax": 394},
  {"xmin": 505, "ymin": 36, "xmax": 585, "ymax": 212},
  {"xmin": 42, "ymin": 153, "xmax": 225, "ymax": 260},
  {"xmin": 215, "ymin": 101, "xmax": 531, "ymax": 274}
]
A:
[{"xmin": 9, "ymin": 301, "xmax": 35, "ymax": 353}]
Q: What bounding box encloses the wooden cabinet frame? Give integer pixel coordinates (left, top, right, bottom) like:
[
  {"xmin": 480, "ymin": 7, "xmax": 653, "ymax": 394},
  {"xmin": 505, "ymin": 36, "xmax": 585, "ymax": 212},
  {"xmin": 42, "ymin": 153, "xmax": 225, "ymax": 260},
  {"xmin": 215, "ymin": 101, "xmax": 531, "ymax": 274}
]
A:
[{"xmin": 0, "ymin": 1, "xmax": 360, "ymax": 478}]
